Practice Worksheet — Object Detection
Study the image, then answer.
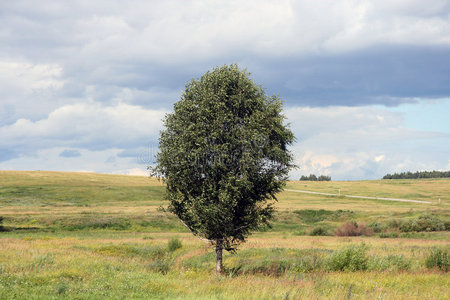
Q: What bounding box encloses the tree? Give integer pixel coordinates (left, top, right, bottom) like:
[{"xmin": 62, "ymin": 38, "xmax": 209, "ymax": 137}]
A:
[{"xmin": 153, "ymin": 65, "xmax": 295, "ymax": 275}]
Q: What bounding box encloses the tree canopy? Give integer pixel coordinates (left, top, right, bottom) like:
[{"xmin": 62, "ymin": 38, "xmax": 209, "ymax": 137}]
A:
[
  {"xmin": 382, "ymin": 170, "xmax": 450, "ymax": 179},
  {"xmin": 154, "ymin": 65, "xmax": 295, "ymax": 274}
]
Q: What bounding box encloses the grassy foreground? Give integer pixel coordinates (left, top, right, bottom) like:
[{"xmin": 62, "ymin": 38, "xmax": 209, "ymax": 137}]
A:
[{"xmin": 0, "ymin": 171, "xmax": 449, "ymax": 299}]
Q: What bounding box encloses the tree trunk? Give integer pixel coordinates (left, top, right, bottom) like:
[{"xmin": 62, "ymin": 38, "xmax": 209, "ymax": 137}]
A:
[{"xmin": 215, "ymin": 239, "xmax": 223, "ymax": 275}]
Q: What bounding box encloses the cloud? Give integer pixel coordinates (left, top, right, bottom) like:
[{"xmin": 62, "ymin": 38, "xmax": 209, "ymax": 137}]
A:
[
  {"xmin": 1, "ymin": 0, "xmax": 449, "ymax": 113},
  {"xmin": 250, "ymin": 45, "xmax": 450, "ymax": 106},
  {"xmin": 1, "ymin": 1, "xmax": 449, "ymax": 179},
  {"xmin": 3, "ymin": 0, "xmax": 449, "ymax": 59},
  {"xmin": 0, "ymin": 147, "xmax": 148, "ymax": 174},
  {"xmin": 0, "ymin": 60, "xmax": 66, "ymax": 125},
  {"xmin": 286, "ymin": 105, "xmax": 450, "ymax": 180},
  {"xmin": 0, "ymin": 102, "xmax": 168, "ymax": 153},
  {"xmin": 59, "ymin": 149, "xmax": 81, "ymax": 158},
  {"xmin": 122, "ymin": 167, "xmax": 149, "ymax": 176}
]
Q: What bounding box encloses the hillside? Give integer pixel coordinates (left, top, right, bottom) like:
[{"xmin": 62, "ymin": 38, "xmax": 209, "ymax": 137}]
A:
[
  {"xmin": 0, "ymin": 171, "xmax": 449, "ymax": 299},
  {"xmin": 1, "ymin": 170, "xmax": 448, "ymax": 235}
]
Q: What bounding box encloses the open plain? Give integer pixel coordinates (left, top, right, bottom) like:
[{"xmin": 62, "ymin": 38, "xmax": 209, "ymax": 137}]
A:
[{"xmin": 0, "ymin": 171, "xmax": 449, "ymax": 299}]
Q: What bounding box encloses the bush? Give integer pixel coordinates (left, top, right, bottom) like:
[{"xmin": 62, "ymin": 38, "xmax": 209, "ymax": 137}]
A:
[
  {"xmin": 445, "ymin": 221, "xmax": 450, "ymax": 231},
  {"xmin": 230, "ymin": 258, "xmax": 291, "ymax": 276},
  {"xmin": 327, "ymin": 244, "xmax": 368, "ymax": 271},
  {"xmin": 0, "ymin": 216, "xmax": 5, "ymax": 232},
  {"xmin": 294, "ymin": 209, "xmax": 333, "ymax": 223},
  {"xmin": 368, "ymin": 222, "xmax": 384, "ymax": 233},
  {"xmin": 387, "ymin": 219, "xmax": 402, "ymax": 229},
  {"xmin": 294, "ymin": 209, "xmax": 354, "ymax": 223},
  {"xmin": 400, "ymin": 215, "xmax": 445, "ymax": 232},
  {"xmin": 334, "ymin": 222, "xmax": 373, "ymax": 236},
  {"xmin": 293, "ymin": 254, "xmax": 324, "ymax": 272},
  {"xmin": 168, "ymin": 238, "xmax": 182, "ymax": 252},
  {"xmin": 379, "ymin": 232, "xmax": 399, "ymax": 238},
  {"xmin": 310, "ymin": 226, "xmax": 330, "ymax": 236},
  {"xmin": 147, "ymin": 259, "xmax": 171, "ymax": 274},
  {"xmin": 425, "ymin": 248, "xmax": 449, "ymax": 272},
  {"xmin": 369, "ymin": 255, "xmax": 411, "ymax": 271}
]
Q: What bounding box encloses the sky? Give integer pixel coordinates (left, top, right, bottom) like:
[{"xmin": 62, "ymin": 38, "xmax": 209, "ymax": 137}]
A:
[{"xmin": 1, "ymin": 0, "xmax": 449, "ymax": 180}]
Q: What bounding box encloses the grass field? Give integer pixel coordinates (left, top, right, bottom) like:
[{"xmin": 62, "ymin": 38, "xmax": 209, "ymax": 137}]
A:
[{"xmin": 0, "ymin": 171, "xmax": 449, "ymax": 299}]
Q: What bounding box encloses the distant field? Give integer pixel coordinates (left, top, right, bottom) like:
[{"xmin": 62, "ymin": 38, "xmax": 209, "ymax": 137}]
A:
[{"xmin": 0, "ymin": 171, "xmax": 449, "ymax": 299}]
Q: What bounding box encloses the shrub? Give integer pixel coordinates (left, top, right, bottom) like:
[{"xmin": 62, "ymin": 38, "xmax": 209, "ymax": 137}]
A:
[
  {"xmin": 445, "ymin": 221, "xmax": 450, "ymax": 231},
  {"xmin": 147, "ymin": 259, "xmax": 171, "ymax": 274},
  {"xmin": 379, "ymin": 232, "xmax": 399, "ymax": 238},
  {"xmin": 327, "ymin": 243, "xmax": 368, "ymax": 271},
  {"xmin": 0, "ymin": 216, "xmax": 5, "ymax": 232},
  {"xmin": 294, "ymin": 209, "xmax": 333, "ymax": 223},
  {"xmin": 334, "ymin": 222, "xmax": 373, "ymax": 236},
  {"xmin": 425, "ymin": 248, "xmax": 449, "ymax": 272},
  {"xmin": 387, "ymin": 219, "xmax": 402, "ymax": 229},
  {"xmin": 168, "ymin": 238, "xmax": 182, "ymax": 252},
  {"xmin": 369, "ymin": 255, "xmax": 411, "ymax": 271},
  {"xmin": 368, "ymin": 222, "xmax": 384, "ymax": 233},
  {"xmin": 55, "ymin": 282, "xmax": 68, "ymax": 295},
  {"xmin": 310, "ymin": 226, "xmax": 330, "ymax": 236},
  {"xmin": 400, "ymin": 215, "xmax": 445, "ymax": 232},
  {"xmin": 293, "ymin": 254, "xmax": 324, "ymax": 272},
  {"xmin": 231, "ymin": 258, "xmax": 291, "ymax": 276},
  {"xmin": 294, "ymin": 209, "xmax": 354, "ymax": 223}
]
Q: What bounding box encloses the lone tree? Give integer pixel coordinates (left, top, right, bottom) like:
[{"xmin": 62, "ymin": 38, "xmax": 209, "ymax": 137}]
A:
[{"xmin": 154, "ymin": 65, "xmax": 295, "ymax": 274}]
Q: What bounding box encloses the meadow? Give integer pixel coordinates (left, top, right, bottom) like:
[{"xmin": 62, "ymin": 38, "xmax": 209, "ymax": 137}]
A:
[{"xmin": 0, "ymin": 171, "xmax": 449, "ymax": 299}]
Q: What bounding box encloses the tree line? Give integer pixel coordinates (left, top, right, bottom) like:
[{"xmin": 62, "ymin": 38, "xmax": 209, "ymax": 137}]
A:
[
  {"xmin": 300, "ymin": 174, "xmax": 331, "ymax": 181},
  {"xmin": 382, "ymin": 170, "xmax": 450, "ymax": 179}
]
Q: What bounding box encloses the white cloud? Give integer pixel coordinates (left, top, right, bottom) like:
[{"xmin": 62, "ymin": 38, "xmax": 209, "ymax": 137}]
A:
[
  {"xmin": 0, "ymin": 60, "xmax": 66, "ymax": 124},
  {"xmin": 0, "ymin": 102, "xmax": 168, "ymax": 151},
  {"xmin": 120, "ymin": 167, "xmax": 149, "ymax": 176},
  {"xmin": 68, "ymin": 1, "xmax": 450, "ymax": 59},
  {"xmin": 0, "ymin": 147, "xmax": 140, "ymax": 173},
  {"xmin": 3, "ymin": 1, "xmax": 450, "ymax": 62},
  {"xmin": 286, "ymin": 105, "xmax": 449, "ymax": 180},
  {"xmin": 1, "ymin": 1, "xmax": 449, "ymax": 179},
  {"xmin": 374, "ymin": 154, "xmax": 385, "ymax": 162}
]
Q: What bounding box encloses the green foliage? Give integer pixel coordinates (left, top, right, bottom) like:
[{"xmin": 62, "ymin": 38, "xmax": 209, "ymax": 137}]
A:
[
  {"xmin": 294, "ymin": 209, "xmax": 333, "ymax": 223},
  {"xmin": 368, "ymin": 222, "xmax": 385, "ymax": 233},
  {"xmin": 0, "ymin": 216, "xmax": 5, "ymax": 232},
  {"xmin": 299, "ymin": 174, "xmax": 331, "ymax": 181},
  {"xmin": 369, "ymin": 255, "xmax": 411, "ymax": 271},
  {"xmin": 183, "ymin": 248, "xmax": 329, "ymax": 276},
  {"xmin": 400, "ymin": 214, "xmax": 445, "ymax": 232},
  {"xmin": 327, "ymin": 244, "xmax": 369, "ymax": 271},
  {"xmin": 379, "ymin": 232, "xmax": 399, "ymax": 238},
  {"xmin": 425, "ymin": 248, "xmax": 449, "ymax": 272},
  {"xmin": 293, "ymin": 209, "xmax": 353, "ymax": 223},
  {"xmin": 55, "ymin": 282, "xmax": 68, "ymax": 295},
  {"xmin": 383, "ymin": 170, "xmax": 450, "ymax": 179},
  {"xmin": 154, "ymin": 64, "xmax": 295, "ymax": 251},
  {"xmin": 184, "ymin": 245, "xmax": 415, "ymax": 275},
  {"xmin": 93, "ymin": 244, "xmax": 168, "ymax": 260},
  {"xmin": 168, "ymin": 238, "xmax": 182, "ymax": 252},
  {"xmin": 146, "ymin": 259, "xmax": 171, "ymax": 274},
  {"xmin": 309, "ymin": 226, "xmax": 330, "ymax": 236}
]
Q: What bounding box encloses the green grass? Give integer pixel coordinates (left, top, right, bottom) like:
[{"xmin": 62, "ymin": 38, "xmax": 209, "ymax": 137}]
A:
[{"xmin": 0, "ymin": 171, "xmax": 449, "ymax": 299}]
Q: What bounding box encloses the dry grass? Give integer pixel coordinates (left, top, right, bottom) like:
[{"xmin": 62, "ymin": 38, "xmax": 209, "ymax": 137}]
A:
[{"xmin": 1, "ymin": 171, "xmax": 449, "ymax": 299}]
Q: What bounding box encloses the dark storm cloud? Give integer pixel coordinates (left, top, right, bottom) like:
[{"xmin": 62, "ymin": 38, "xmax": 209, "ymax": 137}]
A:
[
  {"xmin": 1, "ymin": 0, "xmax": 449, "ymax": 178},
  {"xmin": 249, "ymin": 45, "xmax": 450, "ymax": 107}
]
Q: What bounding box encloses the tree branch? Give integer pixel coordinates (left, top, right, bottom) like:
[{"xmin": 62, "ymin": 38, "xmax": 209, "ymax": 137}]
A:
[{"xmin": 179, "ymin": 219, "xmax": 212, "ymax": 243}]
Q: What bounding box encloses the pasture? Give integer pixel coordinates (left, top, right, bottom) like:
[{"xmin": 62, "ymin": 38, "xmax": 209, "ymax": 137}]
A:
[{"xmin": 0, "ymin": 171, "xmax": 449, "ymax": 299}]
